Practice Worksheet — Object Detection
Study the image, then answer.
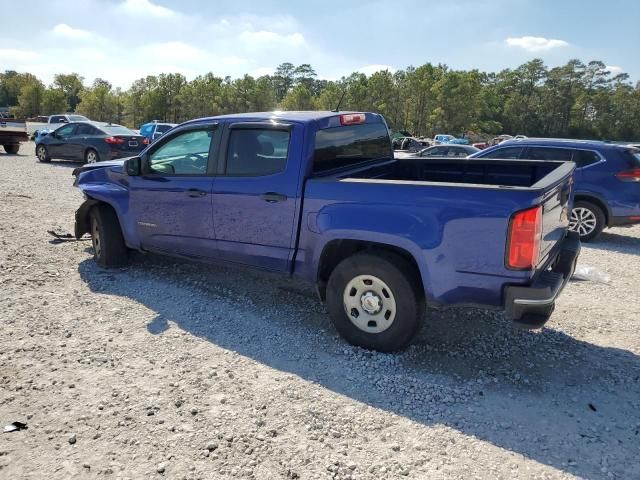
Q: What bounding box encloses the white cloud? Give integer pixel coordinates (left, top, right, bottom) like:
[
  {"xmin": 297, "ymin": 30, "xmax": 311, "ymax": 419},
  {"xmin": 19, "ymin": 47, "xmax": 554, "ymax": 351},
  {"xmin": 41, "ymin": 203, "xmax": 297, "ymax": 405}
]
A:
[
  {"xmin": 117, "ymin": 0, "xmax": 176, "ymax": 18},
  {"xmin": 357, "ymin": 64, "xmax": 396, "ymax": 75},
  {"xmin": 239, "ymin": 30, "xmax": 306, "ymax": 48},
  {"xmin": 605, "ymin": 65, "xmax": 624, "ymax": 75},
  {"xmin": 139, "ymin": 41, "xmax": 209, "ymax": 62},
  {"xmin": 52, "ymin": 23, "xmax": 93, "ymax": 40},
  {"xmin": 505, "ymin": 36, "xmax": 569, "ymax": 52},
  {"xmin": 0, "ymin": 48, "xmax": 39, "ymax": 61}
]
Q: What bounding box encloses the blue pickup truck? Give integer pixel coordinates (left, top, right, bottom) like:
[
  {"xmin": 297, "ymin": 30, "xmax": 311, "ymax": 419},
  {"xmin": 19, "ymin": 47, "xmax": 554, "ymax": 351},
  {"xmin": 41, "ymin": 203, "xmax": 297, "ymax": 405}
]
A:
[{"xmin": 72, "ymin": 111, "xmax": 580, "ymax": 351}]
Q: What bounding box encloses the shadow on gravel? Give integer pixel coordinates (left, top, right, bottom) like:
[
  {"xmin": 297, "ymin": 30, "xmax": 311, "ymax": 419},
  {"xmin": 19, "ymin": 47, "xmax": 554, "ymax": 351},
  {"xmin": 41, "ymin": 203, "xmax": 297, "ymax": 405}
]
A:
[
  {"xmin": 583, "ymin": 230, "xmax": 640, "ymax": 255},
  {"xmin": 78, "ymin": 256, "xmax": 640, "ymax": 479},
  {"xmin": 46, "ymin": 160, "xmax": 82, "ymax": 168}
]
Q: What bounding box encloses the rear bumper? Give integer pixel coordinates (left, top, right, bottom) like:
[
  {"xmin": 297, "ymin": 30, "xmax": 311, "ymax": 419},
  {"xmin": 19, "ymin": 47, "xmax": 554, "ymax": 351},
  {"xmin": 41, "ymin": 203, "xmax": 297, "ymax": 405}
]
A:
[{"xmin": 504, "ymin": 232, "xmax": 580, "ymax": 329}]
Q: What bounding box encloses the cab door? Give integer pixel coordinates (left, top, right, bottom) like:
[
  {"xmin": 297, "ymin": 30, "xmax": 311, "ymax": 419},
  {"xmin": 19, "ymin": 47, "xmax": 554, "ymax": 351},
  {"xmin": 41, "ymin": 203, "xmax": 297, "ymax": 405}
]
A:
[
  {"xmin": 128, "ymin": 124, "xmax": 220, "ymax": 258},
  {"xmin": 211, "ymin": 122, "xmax": 301, "ymax": 271},
  {"xmin": 47, "ymin": 123, "xmax": 77, "ymax": 158}
]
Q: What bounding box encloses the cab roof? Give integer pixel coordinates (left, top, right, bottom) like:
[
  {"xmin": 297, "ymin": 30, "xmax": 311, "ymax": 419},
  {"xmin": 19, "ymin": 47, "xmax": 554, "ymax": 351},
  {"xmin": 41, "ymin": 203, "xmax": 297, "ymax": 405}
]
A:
[{"xmin": 183, "ymin": 111, "xmax": 383, "ymax": 125}]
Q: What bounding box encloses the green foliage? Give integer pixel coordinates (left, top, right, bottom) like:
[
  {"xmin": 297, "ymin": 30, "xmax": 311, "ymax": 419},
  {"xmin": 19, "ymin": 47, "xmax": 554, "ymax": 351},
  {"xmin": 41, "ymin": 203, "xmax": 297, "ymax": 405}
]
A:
[
  {"xmin": 42, "ymin": 88, "xmax": 69, "ymax": 115},
  {"xmin": 2, "ymin": 59, "xmax": 639, "ymax": 140},
  {"xmin": 16, "ymin": 78, "xmax": 45, "ymax": 118},
  {"xmin": 77, "ymin": 82, "xmax": 118, "ymax": 122},
  {"xmin": 53, "ymin": 73, "xmax": 84, "ymax": 111}
]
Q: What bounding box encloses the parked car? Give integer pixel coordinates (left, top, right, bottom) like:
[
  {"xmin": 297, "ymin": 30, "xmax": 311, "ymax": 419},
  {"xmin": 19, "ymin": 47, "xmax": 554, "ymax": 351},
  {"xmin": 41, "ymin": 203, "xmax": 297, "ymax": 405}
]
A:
[
  {"xmin": 490, "ymin": 135, "xmax": 513, "ymax": 146},
  {"xmin": 139, "ymin": 121, "xmax": 177, "ymax": 143},
  {"xmin": 72, "ymin": 111, "xmax": 579, "ymax": 352},
  {"xmin": 31, "ymin": 113, "xmax": 91, "ymax": 139},
  {"xmin": 36, "ymin": 122, "xmax": 148, "ymax": 164},
  {"xmin": 0, "ymin": 115, "xmax": 28, "ymax": 154},
  {"xmin": 470, "ymin": 139, "xmax": 640, "ymax": 241},
  {"xmin": 433, "ymin": 134, "xmax": 470, "ymax": 145},
  {"xmin": 392, "ymin": 136, "xmax": 428, "ymax": 152},
  {"xmin": 413, "ymin": 144, "xmax": 480, "ymax": 158}
]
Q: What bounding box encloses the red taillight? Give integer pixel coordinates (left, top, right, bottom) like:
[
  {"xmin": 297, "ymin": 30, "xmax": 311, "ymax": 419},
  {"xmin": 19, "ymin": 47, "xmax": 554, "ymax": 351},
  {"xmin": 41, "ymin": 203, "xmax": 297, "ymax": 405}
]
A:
[
  {"xmin": 340, "ymin": 113, "xmax": 366, "ymax": 126},
  {"xmin": 615, "ymin": 168, "xmax": 640, "ymax": 182},
  {"xmin": 105, "ymin": 136, "xmax": 125, "ymax": 145},
  {"xmin": 142, "ymin": 137, "xmax": 150, "ymax": 145},
  {"xmin": 507, "ymin": 205, "xmax": 542, "ymax": 270}
]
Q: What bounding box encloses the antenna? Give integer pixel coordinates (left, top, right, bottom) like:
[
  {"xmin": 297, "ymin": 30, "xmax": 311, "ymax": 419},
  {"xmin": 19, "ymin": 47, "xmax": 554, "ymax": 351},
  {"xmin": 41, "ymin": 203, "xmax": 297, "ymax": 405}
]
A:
[{"xmin": 332, "ymin": 89, "xmax": 347, "ymax": 112}]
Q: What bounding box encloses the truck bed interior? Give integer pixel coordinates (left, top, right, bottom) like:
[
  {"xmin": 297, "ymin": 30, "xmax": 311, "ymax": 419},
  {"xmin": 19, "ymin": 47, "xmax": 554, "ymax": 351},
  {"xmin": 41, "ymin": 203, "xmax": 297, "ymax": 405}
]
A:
[{"xmin": 343, "ymin": 158, "xmax": 565, "ymax": 188}]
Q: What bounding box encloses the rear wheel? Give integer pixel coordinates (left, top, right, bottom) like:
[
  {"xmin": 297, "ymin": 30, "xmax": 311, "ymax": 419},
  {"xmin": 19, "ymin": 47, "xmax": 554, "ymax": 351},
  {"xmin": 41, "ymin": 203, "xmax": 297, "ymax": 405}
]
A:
[
  {"xmin": 85, "ymin": 149, "xmax": 99, "ymax": 164},
  {"xmin": 3, "ymin": 144, "xmax": 19, "ymax": 154},
  {"xmin": 36, "ymin": 144, "xmax": 50, "ymax": 162},
  {"xmin": 326, "ymin": 252, "xmax": 424, "ymax": 352},
  {"xmin": 90, "ymin": 205, "xmax": 129, "ymax": 267},
  {"xmin": 569, "ymin": 201, "xmax": 605, "ymax": 242}
]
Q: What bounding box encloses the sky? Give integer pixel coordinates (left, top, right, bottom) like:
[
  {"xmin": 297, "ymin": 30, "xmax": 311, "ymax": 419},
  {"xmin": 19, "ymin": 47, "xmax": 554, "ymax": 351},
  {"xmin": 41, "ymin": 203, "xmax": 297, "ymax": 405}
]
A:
[{"xmin": 0, "ymin": 0, "xmax": 638, "ymax": 88}]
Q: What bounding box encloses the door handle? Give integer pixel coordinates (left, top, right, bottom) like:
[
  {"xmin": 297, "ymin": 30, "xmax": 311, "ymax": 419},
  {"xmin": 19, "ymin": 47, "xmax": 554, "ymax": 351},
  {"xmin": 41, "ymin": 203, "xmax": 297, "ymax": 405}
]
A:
[
  {"xmin": 261, "ymin": 192, "xmax": 287, "ymax": 203},
  {"xmin": 186, "ymin": 188, "xmax": 207, "ymax": 198}
]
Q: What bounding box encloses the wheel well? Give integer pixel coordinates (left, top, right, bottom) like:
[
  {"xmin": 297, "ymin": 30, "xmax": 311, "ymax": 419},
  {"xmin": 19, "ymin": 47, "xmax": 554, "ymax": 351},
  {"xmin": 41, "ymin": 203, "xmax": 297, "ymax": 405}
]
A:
[
  {"xmin": 76, "ymin": 200, "xmax": 121, "ymax": 239},
  {"xmin": 316, "ymin": 240, "xmax": 424, "ymax": 301},
  {"xmin": 574, "ymin": 195, "xmax": 609, "ymax": 224}
]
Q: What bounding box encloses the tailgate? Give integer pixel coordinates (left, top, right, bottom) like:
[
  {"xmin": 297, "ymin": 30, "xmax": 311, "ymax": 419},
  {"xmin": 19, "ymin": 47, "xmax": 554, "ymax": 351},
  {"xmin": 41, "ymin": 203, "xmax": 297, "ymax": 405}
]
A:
[{"xmin": 534, "ymin": 163, "xmax": 575, "ymax": 266}]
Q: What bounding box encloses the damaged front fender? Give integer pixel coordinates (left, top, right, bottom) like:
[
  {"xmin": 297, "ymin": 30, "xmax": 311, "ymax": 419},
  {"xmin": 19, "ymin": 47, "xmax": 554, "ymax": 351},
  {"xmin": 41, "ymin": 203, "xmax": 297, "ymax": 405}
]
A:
[{"xmin": 74, "ymin": 199, "xmax": 99, "ymax": 239}]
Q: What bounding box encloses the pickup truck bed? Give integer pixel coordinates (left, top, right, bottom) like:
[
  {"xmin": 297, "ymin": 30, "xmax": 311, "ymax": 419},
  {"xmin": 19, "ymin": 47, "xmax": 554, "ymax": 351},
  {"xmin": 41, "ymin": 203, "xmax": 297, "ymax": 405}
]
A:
[{"xmin": 73, "ymin": 111, "xmax": 580, "ymax": 352}]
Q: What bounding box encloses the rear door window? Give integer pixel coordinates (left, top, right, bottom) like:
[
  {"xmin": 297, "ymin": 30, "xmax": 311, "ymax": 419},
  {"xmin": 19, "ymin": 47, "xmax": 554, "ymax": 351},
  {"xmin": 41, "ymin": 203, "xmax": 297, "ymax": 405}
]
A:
[
  {"xmin": 573, "ymin": 150, "xmax": 601, "ymax": 168},
  {"xmin": 226, "ymin": 128, "xmax": 290, "ymax": 176},
  {"xmin": 525, "ymin": 147, "xmax": 573, "ymax": 161},
  {"xmin": 483, "ymin": 147, "xmax": 524, "ymax": 159},
  {"xmin": 76, "ymin": 124, "xmax": 98, "ymax": 135}
]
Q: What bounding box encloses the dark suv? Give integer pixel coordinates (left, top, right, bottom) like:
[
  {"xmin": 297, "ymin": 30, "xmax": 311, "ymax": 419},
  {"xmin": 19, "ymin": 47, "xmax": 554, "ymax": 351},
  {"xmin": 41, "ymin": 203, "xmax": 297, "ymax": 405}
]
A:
[{"xmin": 470, "ymin": 139, "xmax": 640, "ymax": 241}]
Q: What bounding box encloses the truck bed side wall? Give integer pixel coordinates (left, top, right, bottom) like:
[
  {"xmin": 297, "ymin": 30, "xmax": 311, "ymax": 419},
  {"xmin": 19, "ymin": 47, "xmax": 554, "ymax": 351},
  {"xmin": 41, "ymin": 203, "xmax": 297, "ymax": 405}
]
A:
[{"xmin": 296, "ymin": 179, "xmax": 545, "ymax": 307}]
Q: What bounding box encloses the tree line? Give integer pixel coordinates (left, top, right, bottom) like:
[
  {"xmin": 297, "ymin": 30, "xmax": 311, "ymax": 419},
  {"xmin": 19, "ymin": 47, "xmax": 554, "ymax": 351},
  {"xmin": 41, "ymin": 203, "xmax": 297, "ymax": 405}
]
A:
[{"xmin": 1, "ymin": 59, "xmax": 639, "ymax": 140}]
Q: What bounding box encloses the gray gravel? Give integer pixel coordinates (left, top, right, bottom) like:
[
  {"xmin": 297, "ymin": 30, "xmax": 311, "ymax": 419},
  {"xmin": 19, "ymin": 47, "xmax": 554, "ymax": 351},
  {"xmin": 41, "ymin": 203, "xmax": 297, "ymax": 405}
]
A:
[{"xmin": 1, "ymin": 144, "xmax": 639, "ymax": 479}]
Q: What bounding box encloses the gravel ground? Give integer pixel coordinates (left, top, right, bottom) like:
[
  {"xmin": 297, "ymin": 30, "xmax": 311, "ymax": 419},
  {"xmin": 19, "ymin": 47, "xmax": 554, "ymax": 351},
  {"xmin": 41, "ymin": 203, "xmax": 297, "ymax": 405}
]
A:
[{"xmin": 1, "ymin": 144, "xmax": 639, "ymax": 480}]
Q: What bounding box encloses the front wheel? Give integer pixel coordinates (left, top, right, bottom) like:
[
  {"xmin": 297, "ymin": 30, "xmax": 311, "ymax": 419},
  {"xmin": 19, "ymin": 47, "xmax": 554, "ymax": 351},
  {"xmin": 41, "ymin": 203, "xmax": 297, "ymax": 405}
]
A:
[
  {"xmin": 326, "ymin": 252, "xmax": 424, "ymax": 352},
  {"xmin": 569, "ymin": 201, "xmax": 605, "ymax": 242},
  {"xmin": 90, "ymin": 205, "xmax": 129, "ymax": 267},
  {"xmin": 36, "ymin": 144, "xmax": 50, "ymax": 162},
  {"xmin": 3, "ymin": 144, "xmax": 20, "ymax": 154}
]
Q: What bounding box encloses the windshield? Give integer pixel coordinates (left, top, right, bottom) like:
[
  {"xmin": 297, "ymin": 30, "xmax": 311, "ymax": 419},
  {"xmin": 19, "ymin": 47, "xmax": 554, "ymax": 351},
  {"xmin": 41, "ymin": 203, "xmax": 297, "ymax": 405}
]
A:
[
  {"xmin": 155, "ymin": 124, "xmax": 173, "ymax": 133},
  {"xmin": 68, "ymin": 115, "xmax": 89, "ymax": 122},
  {"xmin": 102, "ymin": 125, "xmax": 136, "ymax": 135}
]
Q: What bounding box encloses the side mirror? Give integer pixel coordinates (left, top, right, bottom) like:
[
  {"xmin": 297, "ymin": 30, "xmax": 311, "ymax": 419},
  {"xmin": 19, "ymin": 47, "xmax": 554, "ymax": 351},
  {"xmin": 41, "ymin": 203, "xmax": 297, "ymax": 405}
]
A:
[{"xmin": 125, "ymin": 156, "xmax": 141, "ymax": 176}]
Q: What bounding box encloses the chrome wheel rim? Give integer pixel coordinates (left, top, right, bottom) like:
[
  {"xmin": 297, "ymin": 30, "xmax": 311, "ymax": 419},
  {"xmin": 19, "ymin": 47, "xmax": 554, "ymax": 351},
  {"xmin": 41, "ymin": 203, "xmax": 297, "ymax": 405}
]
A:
[
  {"xmin": 91, "ymin": 218, "xmax": 102, "ymax": 258},
  {"xmin": 343, "ymin": 275, "xmax": 396, "ymax": 334},
  {"xmin": 569, "ymin": 207, "xmax": 597, "ymax": 237},
  {"xmin": 86, "ymin": 151, "xmax": 97, "ymax": 164},
  {"xmin": 37, "ymin": 146, "xmax": 46, "ymax": 161}
]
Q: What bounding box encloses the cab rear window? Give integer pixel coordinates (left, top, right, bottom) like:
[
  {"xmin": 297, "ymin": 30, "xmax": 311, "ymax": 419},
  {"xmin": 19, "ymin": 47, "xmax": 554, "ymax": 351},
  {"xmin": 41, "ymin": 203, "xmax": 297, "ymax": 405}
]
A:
[{"xmin": 313, "ymin": 123, "xmax": 392, "ymax": 173}]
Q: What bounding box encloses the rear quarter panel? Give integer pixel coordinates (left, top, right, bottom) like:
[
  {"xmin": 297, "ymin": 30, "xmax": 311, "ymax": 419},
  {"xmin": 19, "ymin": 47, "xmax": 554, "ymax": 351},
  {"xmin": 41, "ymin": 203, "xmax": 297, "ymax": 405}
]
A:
[{"xmin": 297, "ymin": 179, "xmax": 547, "ymax": 307}]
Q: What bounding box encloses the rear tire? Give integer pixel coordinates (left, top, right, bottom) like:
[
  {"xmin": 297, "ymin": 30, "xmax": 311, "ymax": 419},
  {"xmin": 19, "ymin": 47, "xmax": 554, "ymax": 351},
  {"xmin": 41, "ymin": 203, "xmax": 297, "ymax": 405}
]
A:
[
  {"xmin": 85, "ymin": 148, "xmax": 100, "ymax": 164},
  {"xmin": 3, "ymin": 144, "xmax": 19, "ymax": 154},
  {"xmin": 36, "ymin": 144, "xmax": 51, "ymax": 162},
  {"xmin": 326, "ymin": 252, "xmax": 424, "ymax": 352},
  {"xmin": 90, "ymin": 205, "xmax": 129, "ymax": 268},
  {"xmin": 569, "ymin": 201, "xmax": 605, "ymax": 242}
]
